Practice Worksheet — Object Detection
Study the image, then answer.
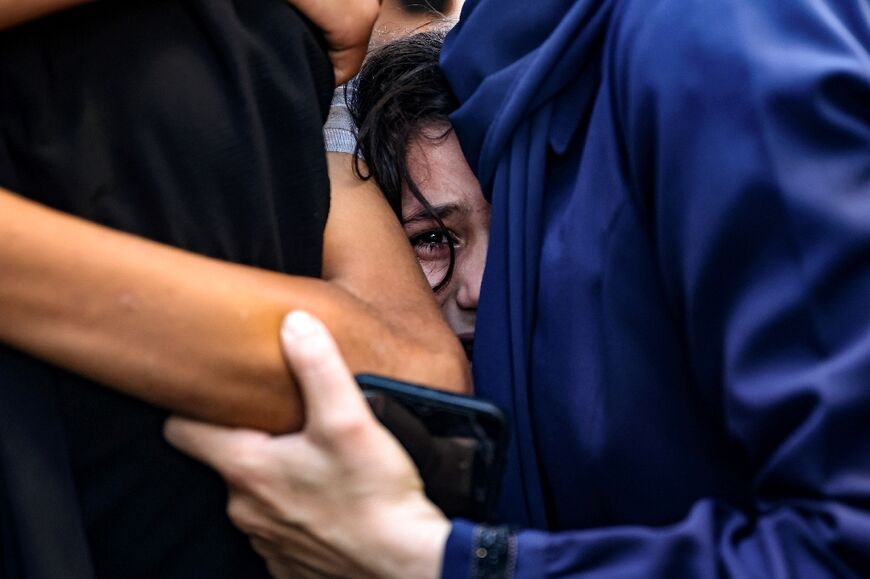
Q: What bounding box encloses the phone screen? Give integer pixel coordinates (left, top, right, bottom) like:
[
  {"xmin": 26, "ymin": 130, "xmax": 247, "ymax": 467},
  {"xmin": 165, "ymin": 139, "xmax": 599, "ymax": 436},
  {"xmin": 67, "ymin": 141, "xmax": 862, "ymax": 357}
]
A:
[{"xmin": 357, "ymin": 375, "xmax": 506, "ymax": 521}]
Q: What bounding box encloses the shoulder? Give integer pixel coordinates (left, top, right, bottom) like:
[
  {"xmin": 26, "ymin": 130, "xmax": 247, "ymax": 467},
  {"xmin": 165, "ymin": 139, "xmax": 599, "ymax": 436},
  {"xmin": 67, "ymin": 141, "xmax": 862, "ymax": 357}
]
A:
[
  {"xmin": 611, "ymin": 0, "xmax": 868, "ymax": 103},
  {"xmin": 611, "ymin": 0, "xmax": 758, "ymax": 104}
]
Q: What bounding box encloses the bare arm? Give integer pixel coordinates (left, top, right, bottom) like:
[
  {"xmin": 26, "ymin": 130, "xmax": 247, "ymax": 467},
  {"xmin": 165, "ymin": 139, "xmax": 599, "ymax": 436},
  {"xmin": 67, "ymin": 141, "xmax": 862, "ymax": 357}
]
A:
[
  {"xmin": 322, "ymin": 153, "xmax": 446, "ymax": 340},
  {"xmin": 0, "ymin": 0, "xmax": 378, "ymax": 84},
  {"xmin": 0, "ymin": 173, "xmax": 468, "ymax": 433},
  {"xmin": 0, "ymin": 0, "xmax": 91, "ymax": 29}
]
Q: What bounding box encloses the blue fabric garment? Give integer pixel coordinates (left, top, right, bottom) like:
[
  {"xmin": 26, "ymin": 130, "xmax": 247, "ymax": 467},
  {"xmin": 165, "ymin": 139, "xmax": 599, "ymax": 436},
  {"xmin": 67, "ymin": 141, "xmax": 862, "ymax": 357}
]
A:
[{"xmin": 440, "ymin": 0, "xmax": 870, "ymax": 576}]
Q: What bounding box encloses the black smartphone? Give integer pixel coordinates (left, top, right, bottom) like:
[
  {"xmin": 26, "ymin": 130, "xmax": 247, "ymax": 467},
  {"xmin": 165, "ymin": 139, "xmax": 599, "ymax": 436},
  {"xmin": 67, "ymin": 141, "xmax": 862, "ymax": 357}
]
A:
[{"xmin": 356, "ymin": 374, "xmax": 507, "ymax": 522}]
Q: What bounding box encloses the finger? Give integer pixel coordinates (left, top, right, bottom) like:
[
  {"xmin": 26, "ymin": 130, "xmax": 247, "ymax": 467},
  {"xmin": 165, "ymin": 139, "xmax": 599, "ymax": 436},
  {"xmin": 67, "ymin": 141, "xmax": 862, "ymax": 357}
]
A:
[
  {"xmin": 280, "ymin": 311, "xmax": 371, "ymax": 427},
  {"xmin": 332, "ymin": 47, "xmax": 367, "ymax": 86},
  {"xmin": 163, "ymin": 416, "xmax": 268, "ymax": 479},
  {"xmin": 251, "ymin": 533, "xmax": 361, "ymax": 579},
  {"xmin": 252, "ymin": 540, "xmax": 326, "ymax": 579},
  {"xmin": 264, "ymin": 556, "xmax": 326, "ymax": 579},
  {"xmin": 226, "ymin": 492, "xmax": 281, "ymax": 539}
]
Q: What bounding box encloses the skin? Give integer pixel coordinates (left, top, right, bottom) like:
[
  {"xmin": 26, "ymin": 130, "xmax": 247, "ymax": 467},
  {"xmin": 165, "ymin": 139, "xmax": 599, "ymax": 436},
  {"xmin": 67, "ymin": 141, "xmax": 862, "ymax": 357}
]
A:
[
  {"xmin": 0, "ymin": 0, "xmax": 89, "ymax": 28},
  {"xmin": 0, "ymin": 177, "xmax": 469, "ymax": 433},
  {"xmin": 0, "ymin": 0, "xmax": 379, "ymax": 85},
  {"xmin": 285, "ymin": 0, "xmax": 380, "ymax": 84},
  {"xmin": 372, "ymin": 0, "xmax": 461, "ymax": 48},
  {"xmin": 401, "ymin": 127, "xmax": 489, "ymax": 346},
  {"xmin": 0, "ymin": 0, "xmax": 469, "ymax": 433},
  {"xmin": 4, "ymin": 4, "xmax": 465, "ymax": 574},
  {"xmin": 166, "ymin": 312, "xmax": 448, "ymax": 579},
  {"xmin": 162, "ymin": 130, "xmax": 491, "ymax": 579},
  {"xmin": 161, "ymin": 11, "xmax": 487, "ymax": 578}
]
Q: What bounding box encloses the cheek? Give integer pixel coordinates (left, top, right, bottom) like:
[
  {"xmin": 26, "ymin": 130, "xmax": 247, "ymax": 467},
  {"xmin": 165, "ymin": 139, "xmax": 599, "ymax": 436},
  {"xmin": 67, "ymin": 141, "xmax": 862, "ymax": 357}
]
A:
[
  {"xmin": 428, "ymin": 274, "xmax": 452, "ymax": 308},
  {"xmin": 420, "ymin": 260, "xmax": 450, "ymax": 291},
  {"xmin": 434, "ymin": 288, "xmax": 450, "ymax": 308}
]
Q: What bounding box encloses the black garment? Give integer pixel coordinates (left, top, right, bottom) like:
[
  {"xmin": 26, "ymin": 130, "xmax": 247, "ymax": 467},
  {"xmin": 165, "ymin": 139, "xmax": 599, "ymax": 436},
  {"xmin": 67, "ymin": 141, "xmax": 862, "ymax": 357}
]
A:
[{"xmin": 0, "ymin": 1, "xmax": 333, "ymax": 577}]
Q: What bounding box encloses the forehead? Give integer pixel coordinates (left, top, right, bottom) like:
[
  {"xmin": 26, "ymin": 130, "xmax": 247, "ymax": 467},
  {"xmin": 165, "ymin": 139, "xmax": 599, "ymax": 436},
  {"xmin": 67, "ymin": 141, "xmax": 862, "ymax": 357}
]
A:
[
  {"xmin": 373, "ymin": 1, "xmax": 459, "ymax": 46},
  {"xmin": 403, "ymin": 127, "xmax": 486, "ymax": 212}
]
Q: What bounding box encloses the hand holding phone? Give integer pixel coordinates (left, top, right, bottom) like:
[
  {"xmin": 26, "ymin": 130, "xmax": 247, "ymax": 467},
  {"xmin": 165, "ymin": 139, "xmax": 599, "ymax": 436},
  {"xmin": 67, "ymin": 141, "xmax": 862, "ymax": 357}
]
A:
[{"xmin": 356, "ymin": 374, "xmax": 507, "ymax": 522}]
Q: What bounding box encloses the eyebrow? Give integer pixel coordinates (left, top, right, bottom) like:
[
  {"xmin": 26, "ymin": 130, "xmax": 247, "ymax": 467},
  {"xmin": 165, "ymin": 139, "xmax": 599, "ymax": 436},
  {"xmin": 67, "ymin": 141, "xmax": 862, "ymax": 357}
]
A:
[{"xmin": 402, "ymin": 202, "xmax": 466, "ymax": 225}]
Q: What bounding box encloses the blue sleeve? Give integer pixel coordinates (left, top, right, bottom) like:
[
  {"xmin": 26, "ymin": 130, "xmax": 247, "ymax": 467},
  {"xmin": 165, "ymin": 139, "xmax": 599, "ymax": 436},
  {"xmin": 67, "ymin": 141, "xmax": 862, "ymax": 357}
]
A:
[
  {"xmin": 441, "ymin": 519, "xmax": 475, "ymax": 579},
  {"xmin": 442, "ymin": 0, "xmax": 870, "ymax": 576}
]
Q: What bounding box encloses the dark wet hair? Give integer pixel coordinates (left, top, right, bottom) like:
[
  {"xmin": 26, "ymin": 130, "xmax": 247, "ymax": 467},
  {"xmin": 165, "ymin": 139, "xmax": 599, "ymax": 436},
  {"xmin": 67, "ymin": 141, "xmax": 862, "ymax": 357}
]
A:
[{"xmin": 350, "ymin": 29, "xmax": 459, "ymax": 292}]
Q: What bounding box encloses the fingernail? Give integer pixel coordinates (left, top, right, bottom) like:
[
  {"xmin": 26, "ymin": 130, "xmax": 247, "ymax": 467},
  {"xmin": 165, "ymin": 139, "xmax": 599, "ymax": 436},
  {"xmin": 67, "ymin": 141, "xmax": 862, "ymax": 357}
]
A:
[{"xmin": 281, "ymin": 310, "xmax": 318, "ymax": 341}]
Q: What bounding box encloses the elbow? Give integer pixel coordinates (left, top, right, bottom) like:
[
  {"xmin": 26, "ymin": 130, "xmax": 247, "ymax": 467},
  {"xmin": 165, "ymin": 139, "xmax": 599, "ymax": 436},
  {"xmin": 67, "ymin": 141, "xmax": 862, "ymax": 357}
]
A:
[
  {"xmin": 407, "ymin": 334, "xmax": 472, "ymax": 395},
  {"xmin": 437, "ymin": 340, "xmax": 473, "ymax": 394}
]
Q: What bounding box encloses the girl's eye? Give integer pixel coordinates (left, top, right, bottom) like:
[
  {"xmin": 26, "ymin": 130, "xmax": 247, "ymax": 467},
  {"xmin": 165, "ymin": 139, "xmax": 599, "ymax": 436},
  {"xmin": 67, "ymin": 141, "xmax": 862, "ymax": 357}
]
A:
[
  {"xmin": 405, "ymin": 226, "xmax": 459, "ymax": 291},
  {"xmin": 408, "ymin": 229, "xmax": 455, "ymax": 261}
]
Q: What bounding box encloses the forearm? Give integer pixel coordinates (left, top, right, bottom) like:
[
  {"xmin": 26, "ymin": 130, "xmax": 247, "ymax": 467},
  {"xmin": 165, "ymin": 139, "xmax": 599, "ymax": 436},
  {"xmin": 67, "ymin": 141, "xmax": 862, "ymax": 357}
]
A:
[
  {"xmin": 0, "ymin": 189, "xmax": 467, "ymax": 432},
  {"xmin": 0, "ymin": 0, "xmax": 91, "ymax": 29}
]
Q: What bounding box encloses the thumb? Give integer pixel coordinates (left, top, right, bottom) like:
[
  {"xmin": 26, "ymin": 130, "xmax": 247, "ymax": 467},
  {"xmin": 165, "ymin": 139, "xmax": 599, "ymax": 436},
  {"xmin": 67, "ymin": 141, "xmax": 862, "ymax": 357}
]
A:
[{"xmin": 280, "ymin": 310, "xmax": 370, "ymax": 427}]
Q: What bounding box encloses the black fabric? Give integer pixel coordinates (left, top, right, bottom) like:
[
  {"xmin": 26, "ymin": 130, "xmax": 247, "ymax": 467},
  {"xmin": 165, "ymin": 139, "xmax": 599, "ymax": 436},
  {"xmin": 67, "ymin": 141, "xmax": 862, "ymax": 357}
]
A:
[
  {"xmin": 0, "ymin": 354, "xmax": 95, "ymax": 579},
  {"xmin": 0, "ymin": 0, "xmax": 333, "ymax": 577}
]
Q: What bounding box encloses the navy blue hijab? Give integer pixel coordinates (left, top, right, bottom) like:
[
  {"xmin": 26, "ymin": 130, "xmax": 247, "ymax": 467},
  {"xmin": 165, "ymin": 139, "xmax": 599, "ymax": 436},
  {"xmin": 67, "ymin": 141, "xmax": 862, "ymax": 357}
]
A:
[
  {"xmin": 441, "ymin": 0, "xmax": 870, "ymax": 576},
  {"xmin": 443, "ymin": 0, "xmax": 614, "ymax": 528}
]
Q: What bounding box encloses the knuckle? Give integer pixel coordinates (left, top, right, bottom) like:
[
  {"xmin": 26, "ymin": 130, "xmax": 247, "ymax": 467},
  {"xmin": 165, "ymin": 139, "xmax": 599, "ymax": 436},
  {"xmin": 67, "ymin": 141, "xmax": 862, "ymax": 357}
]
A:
[
  {"xmin": 249, "ymin": 536, "xmax": 282, "ymax": 559},
  {"xmin": 317, "ymin": 411, "xmax": 368, "ymax": 443},
  {"xmin": 228, "ymin": 496, "xmax": 280, "ymax": 542},
  {"xmin": 223, "ymin": 446, "xmax": 269, "ymax": 488}
]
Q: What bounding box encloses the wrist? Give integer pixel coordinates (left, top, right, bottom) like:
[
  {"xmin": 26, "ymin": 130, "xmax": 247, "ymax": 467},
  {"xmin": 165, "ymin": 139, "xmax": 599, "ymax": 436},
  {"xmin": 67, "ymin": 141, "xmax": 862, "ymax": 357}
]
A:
[
  {"xmin": 412, "ymin": 512, "xmax": 450, "ymax": 579},
  {"xmin": 395, "ymin": 510, "xmax": 451, "ymax": 579},
  {"xmin": 365, "ymin": 499, "xmax": 451, "ymax": 579}
]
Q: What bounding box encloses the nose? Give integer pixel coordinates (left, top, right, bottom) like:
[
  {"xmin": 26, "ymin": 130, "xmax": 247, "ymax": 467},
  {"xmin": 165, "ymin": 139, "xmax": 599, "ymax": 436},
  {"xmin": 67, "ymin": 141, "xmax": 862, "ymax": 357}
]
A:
[{"xmin": 456, "ymin": 240, "xmax": 485, "ymax": 311}]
